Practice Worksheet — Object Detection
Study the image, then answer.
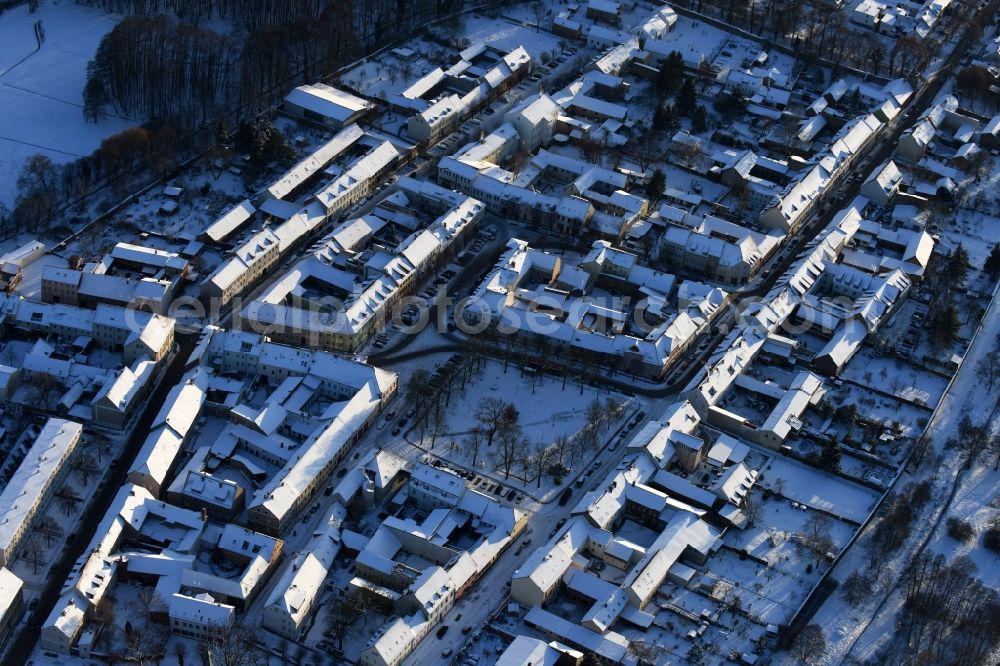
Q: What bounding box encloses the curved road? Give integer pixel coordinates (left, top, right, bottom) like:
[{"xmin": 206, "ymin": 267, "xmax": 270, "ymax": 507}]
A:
[{"xmin": 8, "ymin": 7, "xmax": 978, "ymax": 664}]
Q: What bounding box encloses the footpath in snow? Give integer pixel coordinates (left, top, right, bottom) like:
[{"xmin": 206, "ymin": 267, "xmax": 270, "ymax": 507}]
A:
[{"xmin": 775, "ymin": 278, "xmax": 1000, "ymax": 665}]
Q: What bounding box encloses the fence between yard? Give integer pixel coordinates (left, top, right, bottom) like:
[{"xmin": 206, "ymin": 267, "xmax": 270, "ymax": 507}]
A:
[{"xmin": 781, "ymin": 274, "xmax": 1000, "ymax": 640}]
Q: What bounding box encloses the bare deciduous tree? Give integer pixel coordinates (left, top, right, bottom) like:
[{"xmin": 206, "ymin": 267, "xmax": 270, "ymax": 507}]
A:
[
  {"xmin": 793, "ymin": 624, "xmax": 827, "ymax": 664},
  {"xmin": 475, "ymin": 397, "xmax": 507, "ymax": 448},
  {"xmin": 742, "ymin": 494, "xmax": 761, "ymax": 528},
  {"xmin": 325, "ymin": 596, "xmax": 362, "ymax": 651},
  {"xmin": 799, "ymin": 514, "xmax": 835, "ymax": 567},
  {"xmin": 37, "ymin": 516, "xmax": 64, "ymax": 548},
  {"xmin": 74, "ymin": 452, "xmax": 100, "ymax": 485},
  {"xmin": 206, "ymin": 623, "xmax": 267, "ymax": 666},
  {"xmin": 495, "ymin": 426, "xmax": 528, "ymax": 481},
  {"xmin": 978, "ymin": 349, "xmax": 1000, "ymax": 392},
  {"xmin": 841, "ymin": 570, "xmax": 873, "ymax": 606},
  {"xmin": 137, "ymin": 589, "xmax": 167, "ymax": 627},
  {"xmin": 463, "ymin": 426, "xmax": 486, "ymax": 468},
  {"xmin": 173, "ymin": 640, "xmax": 187, "ymax": 666},
  {"xmin": 21, "ymin": 539, "xmax": 46, "ymax": 574},
  {"xmin": 58, "ymin": 484, "xmax": 82, "ymax": 516}
]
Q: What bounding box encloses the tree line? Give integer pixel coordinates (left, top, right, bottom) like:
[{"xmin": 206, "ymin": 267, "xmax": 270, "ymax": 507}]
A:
[
  {"xmin": 0, "ymin": 120, "xmax": 194, "ymax": 239},
  {"xmin": 0, "ymin": 0, "xmax": 492, "ymax": 240},
  {"xmin": 81, "ymin": 0, "xmax": 478, "ymax": 124},
  {"xmin": 896, "ymin": 553, "xmax": 1000, "ymax": 665}
]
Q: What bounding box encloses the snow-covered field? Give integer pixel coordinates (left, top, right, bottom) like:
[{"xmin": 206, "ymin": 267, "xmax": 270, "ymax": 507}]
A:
[
  {"xmin": 925, "ymin": 465, "xmax": 1000, "ymax": 591},
  {"xmin": 414, "ymin": 359, "xmax": 630, "ymax": 493},
  {"xmin": 840, "ymin": 349, "xmax": 948, "ymax": 407},
  {"xmin": 439, "ymin": 360, "xmax": 605, "ymax": 444},
  {"xmin": 758, "ymin": 455, "xmax": 881, "ymax": 524},
  {"xmin": 461, "ymin": 14, "xmax": 563, "ymax": 60},
  {"xmin": 0, "ymin": 1, "xmax": 132, "ymax": 207},
  {"xmin": 781, "ymin": 275, "xmax": 1000, "ymax": 665}
]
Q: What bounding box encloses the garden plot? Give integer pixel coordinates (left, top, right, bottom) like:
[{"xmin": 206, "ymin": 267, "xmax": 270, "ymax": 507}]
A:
[
  {"xmin": 817, "ymin": 383, "xmax": 930, "ymax": 467},
  {"xmin": 947, "ymin": 207, "xmax": 1000, "ymax": 268},
  {"xmin": 636, "ymin": 586, "xmax": 772, "ymax": 664},
  {"xmin": 728, "ymin": 490, "xmax": 856, "ymax": 566},
  {"xmin": 699, "ymin": 549, "xmax": 808, "ymax": 626},
  {"xmin": 0, "ymin": 1, "xmax": 132, "ymax": 207},
  {"xmin": 757, "ymin": 455, "xmax": 881, "ymax": 524},
  {"xmin": 339, "ymin": 45, "xmax": 435, "ymax": 101},
  {"xmin": 460, "ymin": 14, "xmax": 563, "ymax": 61},
  {"xmin": 840, "ymin": 349, "xmax": 948, "ymax": 407}
]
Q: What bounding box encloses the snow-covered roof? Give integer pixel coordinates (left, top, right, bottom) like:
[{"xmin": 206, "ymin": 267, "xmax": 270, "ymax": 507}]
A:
[
  {"xmin": 362, "ymin": 616, "xmax": 419, "ymax": 665},
  {"xmin": 248, "ymin": 381, "xmax": 384, "ymax": 526},
  {"xmin": 202, "ymin": 200, "xmax": 256, "ymax": 243},
  {"xmin": 169, "ymin": 592, "xmax": 234, "ymax": 627},
  {"xmin": 623, "ymin": 510, "xmax": 718, "ymax": 606},
  {"xmin": 110, "ymin": 242, "xmax": 187, "ymax": 272},
  {"xmin": 246, "ymin": 179, "xmax": 482, "ymax": 342},
  {"xmin": 43, "ymin": 591, "xmax": 86, "ymax": 644},
  {"xmin": 206, "ymin": 227, "xmax": 280, "ymax": 293},
  {"xmin": 314, "ymin": 141, "xmax": 399, "ymax": 213},
  {"xmin": 284, "ymin": 84, "xmax": 372, "ymax": 123},
  {"xmin": 0, "ymin": 567, "xmax": 23, "ymax": 621},
  {"xmin": 712, "ymin": 463, "xmax": 757, "ymax": 505},
  {"xmin": 266, "ymin": 124, "xmax": 365, "ymax": 201},
  {"xmin": 524, "ymin": 606, "xmax": 627, "ymax": 662},
  {"xmin": 92, "ymin": 357, "xmax": 156, "ymax": 414},
  {"xmin": 0, "ymin": 419, "xmax": 81, "ymax": 558},
  {"xmin": 41, "ymin": 265, "xmax": 80, "ymax": 286},
  {"xmin": 760, "ymin": 371, "xmax": 824, "ymax": 441},
  {"xmin": 862, "ymin": 160, "xmax": 903, "ymax": 198},
  {"xmin": 496, "ymin": 636, "xmax": 567, "ymax": 666},
  {"xmin": 508, "ymin": 92, "xmax": 561, "ymax": 127},
  {"xmin": 0, "ymin": 240, "xmax": 44, "ymax": 267}
]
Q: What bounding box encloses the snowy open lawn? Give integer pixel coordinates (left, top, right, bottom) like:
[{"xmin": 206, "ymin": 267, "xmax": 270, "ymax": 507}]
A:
[
  {"xmin": 438, "ymin": 359, "xmax": 615, "ymax": 446},
  {"xmin": 840, "ymin": 349, "xmax": 947, "ymax": 408},
  {"xmin": 758, "ymin": 455, "xmax": 881, "ymax": 524},
  {"xmin": 926, "ymin": 466, "xmax": 1000, "ymax": 591},
  {"xmin": 460, "ymin": 16, "xmax": 563, "ymax": 60},
  {"xmin": 0, "ymin": 1, "xmax": 132, "ymax": 207},
  {"xmin": 398, "ymin": 358, "xmax": 633, "ymax": 495}
]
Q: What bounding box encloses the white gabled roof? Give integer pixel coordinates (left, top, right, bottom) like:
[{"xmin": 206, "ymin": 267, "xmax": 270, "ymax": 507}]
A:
[
  {"xmin": 0, "ymin": 567, "xmax": 23, "ymax": 621},
  {"xmin": 202, "ymin": 200, "xmax": 256, "ymax": 243},
  {"xmin": 266, "ymin": 124, "xmax": 365, "ymax": 200},
  {"xmin": 284, "ymin": 83, "xmax": 371, "ymax": 123},
  {"xmin": 0, "ymin": 419, "xmax": 82, "ymax": 557}
]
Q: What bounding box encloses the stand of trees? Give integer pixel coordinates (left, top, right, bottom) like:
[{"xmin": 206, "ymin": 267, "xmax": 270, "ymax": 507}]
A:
[
  {"xmin": 866, "ymin": 480, "xmax": 933, "ymax": 571},
  {"xmin": 1, "ymin": 0, "xmax": 495, "ymax": 239},
  {"xmin": 898, "ymin": 553, "xmax": 1000, "ymax": 664},
  {"xmin": 81, "ymin": 0, "xmax": 482, "ymax": 125}
]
